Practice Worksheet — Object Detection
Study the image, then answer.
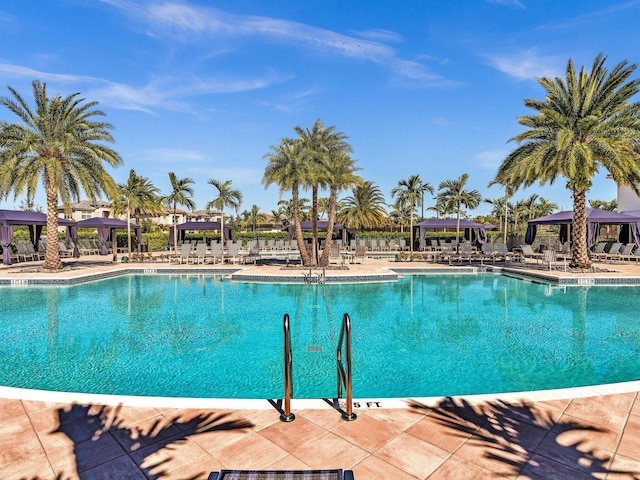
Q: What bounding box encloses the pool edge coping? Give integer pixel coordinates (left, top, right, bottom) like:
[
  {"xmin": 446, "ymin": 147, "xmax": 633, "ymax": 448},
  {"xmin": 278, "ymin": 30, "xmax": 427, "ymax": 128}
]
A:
[{"xmin": 2, "ymin": 380, "xmax": 639, "ymax": 411}]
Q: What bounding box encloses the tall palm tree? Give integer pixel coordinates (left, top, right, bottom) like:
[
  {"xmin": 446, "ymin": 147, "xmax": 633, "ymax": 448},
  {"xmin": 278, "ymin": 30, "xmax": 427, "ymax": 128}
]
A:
[
  {"xmin": 247, "ymin": 204, "xmax": 266, "ymax": 232},
  {"xmin": 493, "ymin": 54, "xmax": 640, "ymax": 268},
  {"xmin": 338, "ymin": 180, "xmax": 387, "ymax": 231},
  {"xmin": 263, "ymin": 139, "xmax": 313, "ymax": 266},
  {"xmin": 206, "ymin": 178, "xmax": 242, "ymax": 263},
  {"xmin": 391, "ymin": 175, "xmax": 434, "ymax": 253},
  {"xmin": 162, "ymin": 172, "xmax": 196, "ymax": 255},
  {"xmin": 294, "ymin": 120, "xmax": 353, "ymax": 266},
  {"xmin": 437, "ymin": 173, "xmax": 482, "ymax": 247},
  {"xmin": 112, "ymin": 169, "xmax": 162, "ymax": 256},
  {"xmin": 320, "ymin": 153, "xmax": 362, "ymax": 266},
  {"xmin": 0, "ymin": 80, "xmax": 122, "ymax": 271}
]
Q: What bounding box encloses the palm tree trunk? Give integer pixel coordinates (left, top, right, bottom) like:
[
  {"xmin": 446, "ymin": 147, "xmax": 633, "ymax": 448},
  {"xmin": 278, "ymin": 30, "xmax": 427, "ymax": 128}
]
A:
[
  {"xmin": 320, "ymin": 187, "xmax": 338, "ymax": 266},
  {"xmin": 292, "ymin": 184, "xmax": 310, "ymax": 266},
  {"xmin": 173, "ymin": 202, "xmax": 179, "ymax": 256},
  {"xmin": 311, "ymin": 184, "xmax": 319, "ymax": 266},
  {"xmin": 571, "ymin": 187, "xmax": 591, "ymax": 269},
  {"xmin": 43, "ymin": 171, "xmax": 63, "ymax": 271},
  {"xmin": 220, "ymin": 210, "xmax": 225, "ymax": 264},
  {"xmin": 126, "ymin": 200, "xmax": 132, "ymax": 257},
  {"xmin": 456, "ymin": 209, "xmax": 461, "ymax": 252}
]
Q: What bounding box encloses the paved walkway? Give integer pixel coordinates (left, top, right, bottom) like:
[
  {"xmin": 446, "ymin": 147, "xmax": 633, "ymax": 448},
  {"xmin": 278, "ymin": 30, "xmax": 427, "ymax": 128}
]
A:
[{"xmin": 2, "ymin": 256, "xmax": 640, "ymax": 479}]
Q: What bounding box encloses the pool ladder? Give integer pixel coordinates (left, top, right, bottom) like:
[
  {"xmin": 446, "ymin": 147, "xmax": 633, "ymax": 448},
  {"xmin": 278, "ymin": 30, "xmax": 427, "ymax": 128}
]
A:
[{"xmin": 280, "ymin": 312, "xmax": 356, "ymax": 422}]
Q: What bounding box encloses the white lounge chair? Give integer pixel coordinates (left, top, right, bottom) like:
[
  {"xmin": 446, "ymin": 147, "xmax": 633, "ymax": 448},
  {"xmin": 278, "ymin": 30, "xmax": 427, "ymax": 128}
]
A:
[{"xmin": 519, "ymin": 244, "xmax": 543, "ymax": 264}]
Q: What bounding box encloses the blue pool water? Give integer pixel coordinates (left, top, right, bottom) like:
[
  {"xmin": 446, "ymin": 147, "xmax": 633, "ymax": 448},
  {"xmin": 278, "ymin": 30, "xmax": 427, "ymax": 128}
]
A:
[{"xmin": 0, "ymin": 273, "xmax": 639, "ymax": 399}]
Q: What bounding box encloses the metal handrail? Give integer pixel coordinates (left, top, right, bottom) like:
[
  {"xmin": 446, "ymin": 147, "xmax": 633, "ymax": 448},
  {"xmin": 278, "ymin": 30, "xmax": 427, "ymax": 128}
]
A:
[
  {"xmin": 336, "ymin": 313, "xmax": 357, "ymax": 421},
  {"xmin": 280, "ymin": 313, "xmax": 295, "ymax": 422}
]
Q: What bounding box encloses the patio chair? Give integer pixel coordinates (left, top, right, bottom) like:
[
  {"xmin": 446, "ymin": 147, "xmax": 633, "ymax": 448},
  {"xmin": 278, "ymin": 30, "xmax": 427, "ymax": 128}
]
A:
[
  {"xmin": 241, "ymin": 244, "xmax": 261, "ymax": 264},
  {"xmin": 58, "ymin": 241, "xmax": 73, "ymax": 258},
  {"xmin": 328, "ymin": 243, "xmax": 343, "ymax": 265},
  {"xmin": 25, "ymin": 242, "xmax": 45, "ymax": 260},
  {"xmin": 352, "ymin": 245, "xmax": 367, "ymax": 264},
  {"xmin": 610, "ymin": 242, "xmax": 635, "ymax": 262},
  {"xmin": 602, "ymin": 242, "xmax": 623, "ymax": 263},
  {"xmin": 208, "ymin": 470, "xmax": 354, "ymax": 480},
  {"xmin": 519, "ymin": 244, "xmax": 543, "ymax": 264},
  {"xmin": 16, "ymin": 242, "xmax": 36, "ymax": 261},
  {"xmin": 496, "ymin": 243, "xmax": 515, "ymax": 262},
  {"xmin": 194, "ymin": 243, "xmax": 208, "ymax": 264},
  {"xmin": 227, "ymin": 242, "xmax": 241, "ymax": 264},
  {"xmin": 591, "ymin": 241, "xmax": 608, "ymax": 261},
  {"xmin": 542, "ymin": 249, "xmax": 561, "ymax": 270},
  {"xmin": 480, "ymin": 242, "xmax": 496, "ymax": 263}
]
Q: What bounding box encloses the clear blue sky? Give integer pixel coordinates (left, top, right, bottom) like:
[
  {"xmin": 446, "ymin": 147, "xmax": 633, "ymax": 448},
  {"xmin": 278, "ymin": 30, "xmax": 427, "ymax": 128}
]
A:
[{"xmin": 1, "ymin": 0, "xmax": 638, "ymax": 217}]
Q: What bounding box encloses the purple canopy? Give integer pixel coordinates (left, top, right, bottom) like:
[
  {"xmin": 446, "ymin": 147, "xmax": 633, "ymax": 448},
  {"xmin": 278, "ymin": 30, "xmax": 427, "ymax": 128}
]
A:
[
  {"xmin": 0, "ymin": 209, "xmax": 77, "ymax": 265},
  {"xmin": 525, "ymin": 208, "xmax": 640, "ymax": 247},
  {"xmin": 77, "ymin": 217, "xmax": 141, "ymax": 255},
  {"xmin": 416, "ymin": 219, "xmax": 487, "ymax": 250},
  {"xmin": 169, "ymin": 221, "xmax": 234, "ymax": 246}
]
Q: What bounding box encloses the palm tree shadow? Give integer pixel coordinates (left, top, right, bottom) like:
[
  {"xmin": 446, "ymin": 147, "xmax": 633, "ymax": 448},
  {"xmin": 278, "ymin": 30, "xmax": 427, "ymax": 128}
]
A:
[
  {"xmin": 50, "ymin": 402, "xmax": 253, "ymax": 479},
  {"xmin": 410, "ymin": 397, "xmax": 640, "ymax": 478}
]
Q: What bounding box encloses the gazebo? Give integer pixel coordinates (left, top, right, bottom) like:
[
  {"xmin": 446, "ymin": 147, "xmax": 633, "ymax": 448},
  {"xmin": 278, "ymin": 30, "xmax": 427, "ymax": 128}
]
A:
[
  {"xmin": 169, "ymin": 221, "xmax": 234, "ymax": 248},
  {"xmin": 415, "ymin": 219, "xmax": 488, "ymax": 251},
  {"xmin": 0, "ymin": 209, "xmax": 78, "ymax": 265},
  {"xmin": 76, "ymin": 217, "xmax": 141, "ymax": 256},
  {"xmin": 525, "ymin": 208, "xmax": 640, "ymax": 248}
]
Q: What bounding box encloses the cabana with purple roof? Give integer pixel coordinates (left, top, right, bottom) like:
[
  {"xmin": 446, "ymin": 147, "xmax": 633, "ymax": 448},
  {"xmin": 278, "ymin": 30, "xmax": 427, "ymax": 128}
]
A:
[
  {"xmin": 76, "ymin": 217, "xmax": 141, "ymax": 257},
  {"xmin": 0, "ymin": 209, "xmax": 78, "ymax": 265},
  {"xmin": 525, "ymin": 208, "xmax": 640, "ymax": 249},
  {"xmin": 169, "ymin": 221, "xmax": 234, "ymax": 248},
  {"xmin": 415, "ymin": 218, "xmax": 488, "ymax": 251}
]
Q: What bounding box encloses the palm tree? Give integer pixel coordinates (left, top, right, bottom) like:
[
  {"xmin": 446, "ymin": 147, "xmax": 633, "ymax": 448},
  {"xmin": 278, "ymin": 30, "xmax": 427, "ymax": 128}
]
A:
[
  {"xmin": 320, "ymin": 153, "xmax": 362, "ymax": 266},
  {"xmin": 162, "ymin": 172, "xmax": 196, "ymax": 255},
  {"xmin": 493, "ymin": 54, "xmax": 640, "ymax": 268},
  {"xmin": 589, "ymin": 198, "xmax": 617, "ymax": 211},
  {"xmin": 263, "ymin": 139, "xmax": 313, "ymax": 265},
  {"xmin": 112, "ymin": 169, "xmax": 162, "ymax": 256},
  {"xmin": 338, "ymin": 180, "xmax": 387, "ymax": 231},
  {"xmin": 437, "ymin": 174, "xmax": 482, "ymax": 247},
  {"xmin": 391, "ymin": 175, "xmax": 434, "ymax": 253},
  {"xmin": 206, "ymin": 178, "xmax": 242, "ymax": 262},
  {"xmin": 247, "ymin": 204, "xmax": 266, "ymax": 232},
  {"xmin": 294, "ymin": 120, "xmax": 353, "ymax": 266},
  {"xmin": 0, "ymin": 80, "xmax": 122, "ymax": 271}
]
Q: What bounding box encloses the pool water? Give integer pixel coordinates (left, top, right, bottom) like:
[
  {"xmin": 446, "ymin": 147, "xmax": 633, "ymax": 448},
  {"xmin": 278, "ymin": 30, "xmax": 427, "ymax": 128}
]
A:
[{"xmin": 1, "ymin": 274, "xmax": 639, "ymax": 399}]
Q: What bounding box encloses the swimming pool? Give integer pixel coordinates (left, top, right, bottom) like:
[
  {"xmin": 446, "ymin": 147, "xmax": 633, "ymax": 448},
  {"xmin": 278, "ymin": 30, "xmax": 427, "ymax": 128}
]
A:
[{"xmin": 1, "ymin": 273, "xmax": 639, "ymax": 399}]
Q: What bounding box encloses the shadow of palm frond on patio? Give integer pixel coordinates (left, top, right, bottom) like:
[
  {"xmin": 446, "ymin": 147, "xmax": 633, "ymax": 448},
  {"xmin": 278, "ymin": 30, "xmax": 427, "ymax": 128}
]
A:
[{"xmin": 410, "ymin": 396, "xmax": 639, "ymax": 479}]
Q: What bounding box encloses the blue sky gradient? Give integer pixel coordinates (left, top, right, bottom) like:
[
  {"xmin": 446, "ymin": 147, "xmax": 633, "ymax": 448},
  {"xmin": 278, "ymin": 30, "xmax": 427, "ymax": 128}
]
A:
[{"xmin": 1, "ymin": 0, "xmax": 639, "ymax": 216}]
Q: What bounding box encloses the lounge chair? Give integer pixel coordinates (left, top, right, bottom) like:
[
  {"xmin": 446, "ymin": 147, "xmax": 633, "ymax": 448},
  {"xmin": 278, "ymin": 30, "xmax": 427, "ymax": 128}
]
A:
[
  {"xmin": 328, "ymin": 243, "xmax": 343, "ymax": 265},
  {"xmin": 352, "ymin": 245, "xmax": 367, "ymax": 264},
  {"xmin": 58, "ymin": 241, "xmax": 73, "ymax": 258},
  {"xmin": 16, "ymin": 242, "xmax": 36, "ymax": 261},
  {"xmin": 25, "ymin": 242, "xmax": 45, "ymax": 260},
  {"xmin": 591, "ymin": 241, "xmax": 609, "ymax": 261},
  {"xmin": 170, "ymin": 243, "xmax": 193, "ymax": 264},
  {"xmin": 480, "ymin": 242, "xmax": 496, "ymax": 263},
  {"xmin": 602, "ymin": 242, "xmax": 623, "ymax": 263},
  {"xmin": 194, "ymin": 243, "xmax": 208, "ymax": 264},
  {"xmin": 227, "ymin": 242, "xmax": 241, "ymax": 264},
  {"xmin": 610, "ymin": 242, "xmax": 635, "ymax": 262},
  {"xmin": 208, "ymin": 470, "xmax": 354, "ymax": 480},
  {"xmin": 519, "ymin": 244, "xmax": 543, "ymax": 264},
  {"xmin": 242, "ymin": 244, "xmax": 261, "ymax": 264}
]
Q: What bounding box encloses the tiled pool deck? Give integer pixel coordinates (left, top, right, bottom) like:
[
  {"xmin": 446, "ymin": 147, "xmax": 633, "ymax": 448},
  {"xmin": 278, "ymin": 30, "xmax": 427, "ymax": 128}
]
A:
[{"xmin": 1, "ymin": 256, "xmax": 640, "ymax": 479}]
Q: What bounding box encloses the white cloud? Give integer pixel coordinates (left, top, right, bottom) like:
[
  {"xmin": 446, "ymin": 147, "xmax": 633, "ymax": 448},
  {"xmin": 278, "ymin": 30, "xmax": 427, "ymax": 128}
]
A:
[
  {"xmin": 141, "ymin": 148, "xmax": 207, "ymax": 163},
  {"xmin": 103, "ymin": 1, "xmax": 453, "ymax": 87},
  {"xmin": 476, "ymin": 149, "xmax": 509, "ymax": 170},
  {"xmin": 352, "ymin": 28, "xmax": 403, "ymax": 43},
  {"xmin": 486, "ymin": 49, "xmax": 562, "ymax": 81},
  {"xmin": 487, "ymin": 0, "xmax": 526, "ymax": 9},
  {"xmin": 0, "ymin": 61, "xmax": 284, "ymax": 113}
]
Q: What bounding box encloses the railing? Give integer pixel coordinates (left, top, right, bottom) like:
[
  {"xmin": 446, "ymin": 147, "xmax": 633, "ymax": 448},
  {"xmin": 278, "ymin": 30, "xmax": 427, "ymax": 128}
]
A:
[
  {"xmin": 336, "ymin": 313, "xmax": 357, "ymax": 421},
  {"xmin": 280, "ymin": 313, "xmax": 295, "ymax": 422}
]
